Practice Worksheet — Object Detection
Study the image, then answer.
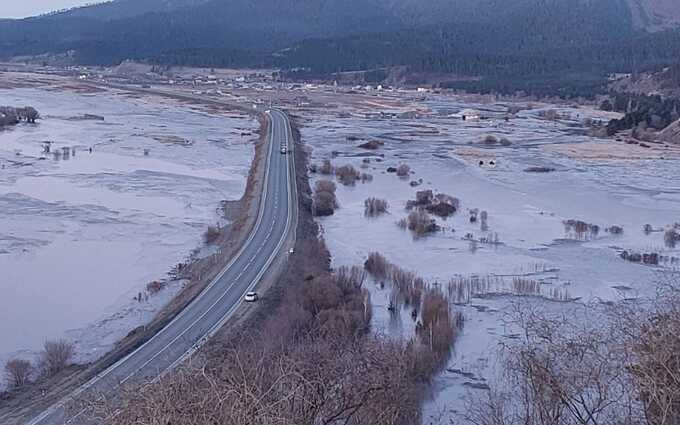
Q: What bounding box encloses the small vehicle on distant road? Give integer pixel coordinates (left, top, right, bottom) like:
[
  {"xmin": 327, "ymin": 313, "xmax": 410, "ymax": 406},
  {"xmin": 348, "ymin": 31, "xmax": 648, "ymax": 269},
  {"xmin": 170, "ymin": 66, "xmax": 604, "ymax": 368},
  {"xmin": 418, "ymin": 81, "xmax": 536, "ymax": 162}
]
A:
[
  {"xmin": 280, "ymin": 147, "xmax": 287, "ymax": 154},
  {"xmin": 244, "ymin": 291, "xmax": 259, "ymax": 302}
]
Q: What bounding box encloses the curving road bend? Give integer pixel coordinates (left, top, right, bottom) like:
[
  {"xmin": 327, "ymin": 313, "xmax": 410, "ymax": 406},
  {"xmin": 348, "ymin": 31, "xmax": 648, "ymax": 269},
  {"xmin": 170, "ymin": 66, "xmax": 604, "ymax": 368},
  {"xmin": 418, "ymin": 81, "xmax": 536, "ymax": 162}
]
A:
[{"xmin": 26, "ymin": 108, "xmax": 296, "ymax": 425}]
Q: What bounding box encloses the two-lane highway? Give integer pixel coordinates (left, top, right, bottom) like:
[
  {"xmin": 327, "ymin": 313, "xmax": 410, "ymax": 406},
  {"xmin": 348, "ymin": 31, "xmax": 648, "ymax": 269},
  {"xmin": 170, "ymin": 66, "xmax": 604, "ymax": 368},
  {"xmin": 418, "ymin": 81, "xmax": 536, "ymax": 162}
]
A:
[{"xmin": 26, "ymin": 108, "xmax": 297, "ymax": 425}]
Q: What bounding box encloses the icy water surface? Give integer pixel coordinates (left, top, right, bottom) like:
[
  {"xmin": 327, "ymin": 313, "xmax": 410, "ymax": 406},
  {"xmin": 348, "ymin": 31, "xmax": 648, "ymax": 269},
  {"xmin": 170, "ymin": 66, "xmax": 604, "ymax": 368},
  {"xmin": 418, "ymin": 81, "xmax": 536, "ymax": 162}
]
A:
[
  {"xmin": 300, "ymin": 94, "xmax": 680, "ymax": 423},
  {"xmin": 0, "ymin": 88, "xmax": 255, "ymax": 376}
]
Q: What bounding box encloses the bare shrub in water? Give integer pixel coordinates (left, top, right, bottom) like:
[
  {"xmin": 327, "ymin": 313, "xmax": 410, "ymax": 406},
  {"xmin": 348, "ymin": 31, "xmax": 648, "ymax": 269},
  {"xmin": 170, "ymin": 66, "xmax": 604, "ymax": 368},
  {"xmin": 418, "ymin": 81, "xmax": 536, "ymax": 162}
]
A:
[{"xmin": 364, "ymin": 197, "xmax": 388, "ymax": 217}]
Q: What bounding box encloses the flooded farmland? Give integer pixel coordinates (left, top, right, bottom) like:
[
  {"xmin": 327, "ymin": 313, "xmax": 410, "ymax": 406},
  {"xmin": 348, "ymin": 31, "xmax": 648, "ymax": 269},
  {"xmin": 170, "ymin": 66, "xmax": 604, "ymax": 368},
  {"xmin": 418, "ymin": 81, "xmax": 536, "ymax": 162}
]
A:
[
  {"xmin": 299, "ymin": 94, "xmax": 680, "ymax": 423},
  {"xmin": 0, "ymin": 86, "xmax": 256, "ymax": 382}
]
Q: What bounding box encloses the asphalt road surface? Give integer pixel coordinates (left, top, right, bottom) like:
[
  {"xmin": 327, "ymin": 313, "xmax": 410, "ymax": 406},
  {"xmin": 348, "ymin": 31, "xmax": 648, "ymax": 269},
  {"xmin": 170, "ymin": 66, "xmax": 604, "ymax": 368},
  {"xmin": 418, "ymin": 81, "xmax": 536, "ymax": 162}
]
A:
[{"xmin": 26, "ymin": 108, "xmax": 296, "ymax": 425}]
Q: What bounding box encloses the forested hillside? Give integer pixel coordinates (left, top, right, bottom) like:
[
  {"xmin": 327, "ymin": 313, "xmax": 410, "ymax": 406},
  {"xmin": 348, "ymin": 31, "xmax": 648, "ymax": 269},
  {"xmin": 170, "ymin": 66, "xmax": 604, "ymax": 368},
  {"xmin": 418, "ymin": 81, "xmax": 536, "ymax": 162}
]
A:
[{"xmin": 2, "ymin": 0, "xmax": 680, "ymax": 96}]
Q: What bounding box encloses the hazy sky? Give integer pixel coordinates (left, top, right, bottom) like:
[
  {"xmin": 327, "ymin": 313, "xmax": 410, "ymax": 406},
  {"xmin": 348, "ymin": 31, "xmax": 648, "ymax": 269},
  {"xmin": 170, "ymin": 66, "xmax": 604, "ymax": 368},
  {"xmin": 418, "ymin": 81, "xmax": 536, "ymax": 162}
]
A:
[{"xmin": 0, "ymin": 0, "xmax": 95, "ymax": 19}]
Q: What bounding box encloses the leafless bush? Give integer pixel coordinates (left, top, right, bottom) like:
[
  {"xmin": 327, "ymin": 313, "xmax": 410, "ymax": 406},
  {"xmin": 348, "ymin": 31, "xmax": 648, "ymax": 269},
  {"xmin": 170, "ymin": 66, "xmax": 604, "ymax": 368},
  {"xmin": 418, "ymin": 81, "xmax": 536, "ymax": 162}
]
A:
[
  {"xmin": 364, "ymin": 197, "xmax": 388, "ymax": 217},
  {"xmin": 313, "ymin": 179, "xmax": 338, "ymax": 216},
  {"xmin": 0, "ymin": 107, "xmax": 19, "ymax": 126},
  {"xmin": 364, "ymin": 252, "xmax": 390, "ymax": 279},
  {"xmin": 391, "ymin": 268, "xmax": 416, "ymax": 296},
  {"xmin": 419, "ymin": 193, "xmax": 459, "ymax": 218},
  {"xmin": 620, "ymin": 250, "xmax": 661, "ymax": 266},
  {"xmin": 89, "ymin": 336, "xmax": 420, "ymax": 425},
  {"xmin": 41, "ymin": 340, "xmax": 74, "ymax": 377},
  {"xmin": 318, "ymin": 158, "xmax": 334, "ymax": 175},
  {"xmin": 146, "ymin": 280, "xmax": 165, "ymax": 294},
  {"xmin": 466, "ymin": 284, "xmax": 680, "ymax": 425},
  {"xmin": 624, "ymin": 288, "xmax": 680, "ymax": 425},
  {"xmin": 665, "ymin": 228, "xmax": 680, "ymax": 248},
  {"xmin": 564, "ymin": 219, "xmax": 600, "ymax": 240},
  {"xmin": 415, "ymin": 190, "xmax": 434, "ymax": 206},
  {"xmin": 0, "ymin": 105, "xmax": 39, "ymax": 126},
  {"xmin": 418, "ymin": 291, "xmax": 463, "ymax": 355},
  {"xmin": 436, "ymin": 193, "xmax": 458, "ymax": 208},
  {"xmin": 390, "ymin": 268, "xmax": 426, "ymax": 308},
  {"xmin": 204, "ymin": 225, "xmax": 221, "ymax": 244},
  {"xmin": 336, "ymin": 164, "xmax": 360, "ymax": 186},
  {"xmin": 18, "ymin": 106, "xmax": 39, "ymax": 123},
  {"xmin": 398, "ymin": 210, "xmax": 439, "ymax": 237},
  {"xmin": 315, "ymin": 179, "xmax": 336, "ymax": 194},
  {"xmin": 396, "ymin": 163, "xmax": 411, "ymax": 178},
  {"xmin": 5, "ymin": 358, "xmax": 33, "ymax": 388},
  {"xmin": 465, "ymin": 304, "xmax": 639, "ymax": 425},
  {"xmin": 607, "ymin": 225, "xmax": 624, "ymax": 235},
  {"xmin": 427, "ymin": 203, "xmax": 457, "ymax": 218},
  {"xmin": 335, "ymin": 265, "xmax": 367, "ymax": 292}
]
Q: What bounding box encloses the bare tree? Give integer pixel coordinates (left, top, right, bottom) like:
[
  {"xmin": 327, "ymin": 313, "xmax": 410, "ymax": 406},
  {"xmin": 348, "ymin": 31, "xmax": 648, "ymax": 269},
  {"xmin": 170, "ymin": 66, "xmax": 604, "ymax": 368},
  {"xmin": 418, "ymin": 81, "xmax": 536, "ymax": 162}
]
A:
[
  {"xmin": 5, "ymin": 358, "xmax": 33, "ymax": 388},
  {"xmin": 41, "ymin": 339, "xmax": 74, "ymax": 377}
]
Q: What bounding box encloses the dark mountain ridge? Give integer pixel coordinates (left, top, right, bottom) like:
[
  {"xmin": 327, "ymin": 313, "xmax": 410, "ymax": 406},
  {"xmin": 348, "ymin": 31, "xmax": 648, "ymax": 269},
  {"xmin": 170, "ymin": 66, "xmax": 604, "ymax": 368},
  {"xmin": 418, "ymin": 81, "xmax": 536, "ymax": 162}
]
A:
[{"xmin": 1, "ymin": 0, "xmax": 679, "ymax": 96}]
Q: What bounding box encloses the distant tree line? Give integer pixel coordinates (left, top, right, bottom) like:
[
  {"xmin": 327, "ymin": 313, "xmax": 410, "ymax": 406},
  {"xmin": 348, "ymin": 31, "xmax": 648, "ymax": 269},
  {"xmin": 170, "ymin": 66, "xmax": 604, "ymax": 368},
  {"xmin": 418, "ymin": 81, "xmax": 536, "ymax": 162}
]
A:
[
  {"xmin": 4, "ymin": 0, "xmax": 680, "ymax": 97},
  {"xmin": 606, "ymin": 94, "xmax": 680, "ymax": 135}
]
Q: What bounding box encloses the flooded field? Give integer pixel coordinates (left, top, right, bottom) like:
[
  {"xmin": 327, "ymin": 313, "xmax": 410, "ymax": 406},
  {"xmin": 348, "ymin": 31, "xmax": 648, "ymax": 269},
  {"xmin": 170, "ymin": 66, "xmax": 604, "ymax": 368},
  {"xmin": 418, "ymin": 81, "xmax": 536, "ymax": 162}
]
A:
[
  {"xmin": 298, "ymin": 94, "xmax": 680, "ymax": 423},
  {"xmin": 0, "ymin": 87, "xmax": 255, "ymax": 380}
]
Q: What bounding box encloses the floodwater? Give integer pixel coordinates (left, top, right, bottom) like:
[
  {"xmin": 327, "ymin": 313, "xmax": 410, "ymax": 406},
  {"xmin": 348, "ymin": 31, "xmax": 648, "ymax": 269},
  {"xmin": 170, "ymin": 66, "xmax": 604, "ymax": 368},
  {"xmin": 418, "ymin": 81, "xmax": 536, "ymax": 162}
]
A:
[
  {"xmin": 0, "ymin": 87, "xmax": 255, "ymax": 379},
  {"xmin": 300, "ymin": 94, "xmax": 680, "ymax": 423}
]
